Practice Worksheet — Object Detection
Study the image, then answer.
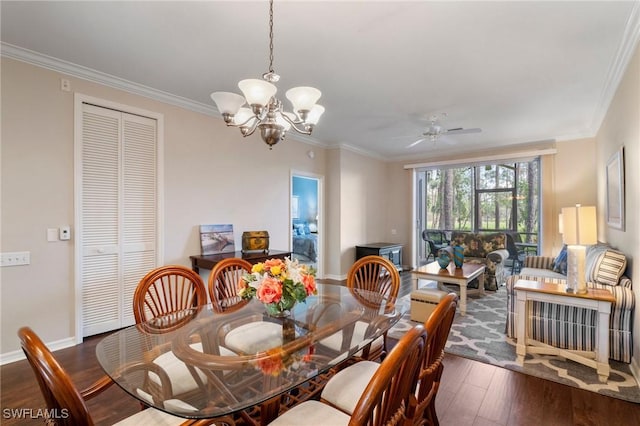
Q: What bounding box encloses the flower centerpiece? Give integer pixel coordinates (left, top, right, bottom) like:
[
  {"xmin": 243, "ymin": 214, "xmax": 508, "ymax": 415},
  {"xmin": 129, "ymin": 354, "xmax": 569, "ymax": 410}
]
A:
[
  {"xmin": 238, "ymin": 257, "xmax": 317, "ymax": 317},
  {"xmin": 256, "ymin": 347, "xmax": 314, "ymax": 376}
]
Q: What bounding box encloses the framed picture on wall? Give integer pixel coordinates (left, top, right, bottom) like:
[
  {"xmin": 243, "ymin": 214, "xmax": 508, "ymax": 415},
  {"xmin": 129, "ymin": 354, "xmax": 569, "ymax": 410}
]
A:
[
  {"xmin": 605, "ymin": 146, "xmax": 625, "ymax": 230},
  {"xmin": 200, "ymin": 224, "xmax": 235, "ymax": 255}
]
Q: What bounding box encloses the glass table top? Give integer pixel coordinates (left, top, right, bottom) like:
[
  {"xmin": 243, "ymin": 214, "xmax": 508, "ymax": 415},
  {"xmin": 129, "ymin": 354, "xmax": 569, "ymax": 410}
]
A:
[{"xmin": 96, "ymin": 283, "xmax": 404, "ymax": 420}]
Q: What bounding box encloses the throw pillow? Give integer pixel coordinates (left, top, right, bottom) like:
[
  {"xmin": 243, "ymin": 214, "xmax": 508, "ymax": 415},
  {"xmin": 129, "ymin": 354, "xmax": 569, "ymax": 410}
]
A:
[
  {"xmin": 585, "ymin": 245, "xmax": 627, "ymax": 286},
  {"xmin": 552, "ymin": 245, "xmax": 568, "ymax": 275}
]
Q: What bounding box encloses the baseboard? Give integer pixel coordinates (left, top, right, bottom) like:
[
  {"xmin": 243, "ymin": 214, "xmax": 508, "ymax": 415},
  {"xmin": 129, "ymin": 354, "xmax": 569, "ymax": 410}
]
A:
[
  {"xmin": 0, "ymin": 336, "xmax": 77, "ymax": 366},
  {"xmin": 630, "ymin": 355, "xmax": 640, "ymax": 387},
  {"xmin": 323, "ymin": 273, "xmax": 347, "ymax": 281}
]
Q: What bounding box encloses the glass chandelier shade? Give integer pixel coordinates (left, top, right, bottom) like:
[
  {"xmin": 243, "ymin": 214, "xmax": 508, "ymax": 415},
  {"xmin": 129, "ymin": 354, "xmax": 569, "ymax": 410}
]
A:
[
  {"xmin": 209, "ymin": 0, "xmax": 324, "ymax": 149},
  {"xmin": 238, "ymin": 79, "xmax": 277, "ymax": 107}
]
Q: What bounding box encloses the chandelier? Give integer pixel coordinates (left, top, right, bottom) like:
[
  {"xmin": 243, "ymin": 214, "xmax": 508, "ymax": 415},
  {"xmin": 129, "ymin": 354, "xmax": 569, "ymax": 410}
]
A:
[{"xmin": 210, "ymin": 0, "xmax": 324, "ymax": 149}]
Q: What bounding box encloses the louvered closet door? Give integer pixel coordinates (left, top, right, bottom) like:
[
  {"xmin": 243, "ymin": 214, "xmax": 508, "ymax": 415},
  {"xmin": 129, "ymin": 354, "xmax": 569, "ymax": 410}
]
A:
[{"xmin": 81, "ymin": 104, "xmax": 158, "ymax": 337}]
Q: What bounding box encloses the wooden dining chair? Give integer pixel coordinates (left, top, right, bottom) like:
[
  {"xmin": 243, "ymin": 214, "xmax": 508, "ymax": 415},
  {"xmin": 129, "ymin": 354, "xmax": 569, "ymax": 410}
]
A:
[
  {"xmin": 17, "ymin": 326, "xmax": 225, "ymax": 426},
  {"xmin": 320, "ymin": 293, "xmax": 458, "ymax": 426},
  {"xmin": 132, "ymin": 265, "xmax": 211, "ymax": 406},
  {"xmin": 133, "ymin": 265, "xmax": 208, "ymax": 324},
  {"xmin": 317, "ymin": 255, "xmax": 400, "ymax": 362},
  {"xmin": 208, "ymin": 257, "xmax": 253, "ymax": 313},
  {"xmin": 268, "ymin": 325, "xmax": 426, "ymax": 426},
  {"xmin": 208, "ymin": 258, "xmax": 285, "ymax": 355},
  {"xmin": 347, "ymin": 255, "xmax": 400, "ymax": 361},
  {"xmin": 409, "ymin": 292, "xmax": 458, "ymax": 426}
]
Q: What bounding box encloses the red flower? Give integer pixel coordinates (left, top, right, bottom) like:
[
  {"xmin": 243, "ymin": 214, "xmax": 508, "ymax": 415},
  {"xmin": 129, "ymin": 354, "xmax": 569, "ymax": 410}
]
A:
[
  {"xmin": 257, "ymin": 353, "xmax": 285, "ymax": 376},
  {"xmin": 301, "ymin": 273, "xmax": 316, "ymax": 296},
  {"xmin": 257, "ymin": 276, "xmax": 283, "ymax": 303}
]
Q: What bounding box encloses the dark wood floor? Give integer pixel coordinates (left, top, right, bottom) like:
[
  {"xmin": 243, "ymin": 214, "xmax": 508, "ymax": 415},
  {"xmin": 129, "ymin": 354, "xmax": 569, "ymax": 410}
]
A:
[{"xmin": 3, "ymin": 273, "xmax": 639, "ymax": 425}]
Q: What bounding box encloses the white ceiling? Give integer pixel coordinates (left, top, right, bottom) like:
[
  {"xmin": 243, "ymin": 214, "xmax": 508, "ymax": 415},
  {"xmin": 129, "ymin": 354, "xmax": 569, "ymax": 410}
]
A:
[{"xmin": 2, "ymin": 1, "xmax": 639, "ymax": 159}]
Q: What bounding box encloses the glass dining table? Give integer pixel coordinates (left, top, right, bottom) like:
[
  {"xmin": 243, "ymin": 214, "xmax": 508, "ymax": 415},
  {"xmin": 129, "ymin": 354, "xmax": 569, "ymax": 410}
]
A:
[{"xmin": 95, "ymin": 283, "xmax": 404, "ymax": 424}]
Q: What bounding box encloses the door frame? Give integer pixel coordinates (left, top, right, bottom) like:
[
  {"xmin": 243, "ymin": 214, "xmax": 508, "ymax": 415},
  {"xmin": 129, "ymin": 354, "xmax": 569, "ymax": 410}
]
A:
[
  {"xmin": 73, "ymin": 93, "xmax": 164, "ymax": 343},
  {"xmin": 290, "ymin": 170, "xmax": 324, "ymax": 279}
]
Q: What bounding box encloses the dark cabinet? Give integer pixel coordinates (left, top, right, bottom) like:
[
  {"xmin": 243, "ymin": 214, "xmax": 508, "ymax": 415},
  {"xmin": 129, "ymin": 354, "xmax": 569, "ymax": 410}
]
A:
[
  {"xmin": 355, "ymin": 243, "xmax": 403, "ymax": 271},
  {"xmin": 190, "ymin": 250, "xmax": 292, "ymax": 274}
]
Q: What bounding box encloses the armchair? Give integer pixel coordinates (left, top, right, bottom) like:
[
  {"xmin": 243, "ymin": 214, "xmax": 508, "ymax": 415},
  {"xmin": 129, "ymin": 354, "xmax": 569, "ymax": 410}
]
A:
[
  {"xmin": 422, "ymin": 229, "xmax": 448, "ymax": 261},
  {"xmin": 449, "ymin": 232, "xmax": 509, "ymax": 290}
]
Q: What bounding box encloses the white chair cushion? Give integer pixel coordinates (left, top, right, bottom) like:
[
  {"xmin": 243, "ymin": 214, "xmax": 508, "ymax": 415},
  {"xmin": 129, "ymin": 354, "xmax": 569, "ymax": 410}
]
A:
[
  {"xmin": 113, "ymin": 406, "xmax": 192, "ymax": 425},
  {"xmin": 225, "ymin": 321, "xmax": 283, "ymax": 354},
  {"xmin": 149, "ymin": 342, "xmax": 208, "ymax": 395},
  {"xmin": 268, "ymin": 400, "xmax": 350, "ymax": 426},
  {"xmin": 319, "ymin": 321, "xmax": 381, "ymax": 357},
  {"xmin": 321, "ymin": 360, "xmax": 379, "ymax": 414}
]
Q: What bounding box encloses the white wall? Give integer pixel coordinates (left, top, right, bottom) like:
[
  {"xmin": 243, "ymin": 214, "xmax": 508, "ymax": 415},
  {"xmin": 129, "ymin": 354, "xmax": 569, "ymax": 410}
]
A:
[
  {"xmin": 596, "ymin": 42, "xmax": 640, "ymax": 376},
  {"xmin": 0, "ymin": 58, "xmax": 332, "ymax": 354},
  {"xmin": 338, "ymin": 149, "xmax": 388, "ymax": 274}
]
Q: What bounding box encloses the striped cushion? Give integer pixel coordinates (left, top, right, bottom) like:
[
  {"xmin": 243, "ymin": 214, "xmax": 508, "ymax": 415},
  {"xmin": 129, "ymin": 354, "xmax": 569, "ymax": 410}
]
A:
[
  {"xmin": 585, "ymin": 245, "xmax": 627, "ymax": 286},
  {"xmin": 505, "ymin": 274, "xmax": 635, "ymax": 363}
]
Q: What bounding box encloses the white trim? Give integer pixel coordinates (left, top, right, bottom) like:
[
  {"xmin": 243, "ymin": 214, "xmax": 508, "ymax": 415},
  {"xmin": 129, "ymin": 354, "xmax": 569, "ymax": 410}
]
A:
[
  {"xmin": 2, "ymin": 42, "xmax": 331, "ymax": 150},
  {"xmin": 73, "ymin": 93, "xmax": 165, "ymax": 343},
  {"xmin": 403, "ymin": 148, "xmax": 557, "ymax": 170},
  {"xmin": 326, "ymin": 143, "xmax": 387, "ymax": 161},
  {"xmin": 290, "ymin": 170, "xmax": 325, "ymax": 279},
  {"xmin": 411, "ymin": 168, "xmax": 418, "ymax": 269},
  {"xmin": 3, "ymin": 42, "xmax": 215, "ymax": 116},
  {"xmin": 323, "ymin": 273, "xmax": 347, "ymax": 281},
  {"xmin": 1, "ymin": 337, "xmax": 76, "ymax": 366},
  {"xmin": 590, "ymin": 1, "xmax": 640, "ymax": 135}
]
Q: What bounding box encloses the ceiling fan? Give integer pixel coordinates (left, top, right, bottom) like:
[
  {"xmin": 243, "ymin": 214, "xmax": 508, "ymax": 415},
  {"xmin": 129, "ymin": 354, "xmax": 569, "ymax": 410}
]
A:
[{"xmin": 406, "ymin": 114, "xmax": 481, "ymax": 148}]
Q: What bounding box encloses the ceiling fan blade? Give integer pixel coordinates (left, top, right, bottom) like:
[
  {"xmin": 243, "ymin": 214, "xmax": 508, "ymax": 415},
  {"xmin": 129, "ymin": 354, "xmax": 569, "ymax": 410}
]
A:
[
  {"xmin": 406, "ymin": 138, "xmax": 426, "ymax": 148},
  {"xmin": 444, "ymin": 127, "xmax": 482, "ymax": 135}
]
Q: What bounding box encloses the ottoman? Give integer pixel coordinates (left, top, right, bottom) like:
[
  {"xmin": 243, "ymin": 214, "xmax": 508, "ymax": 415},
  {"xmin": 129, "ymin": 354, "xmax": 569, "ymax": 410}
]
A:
[{"xmin": 410, "ymin": 289, "xmax": 449, "ymax": 323}]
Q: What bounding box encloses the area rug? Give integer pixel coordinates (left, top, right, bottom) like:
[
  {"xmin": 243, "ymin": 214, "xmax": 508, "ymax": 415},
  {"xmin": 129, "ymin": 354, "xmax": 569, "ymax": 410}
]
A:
[{"xmin": 389, "ymin": 287, "xmax": 640, "ymax": 403}]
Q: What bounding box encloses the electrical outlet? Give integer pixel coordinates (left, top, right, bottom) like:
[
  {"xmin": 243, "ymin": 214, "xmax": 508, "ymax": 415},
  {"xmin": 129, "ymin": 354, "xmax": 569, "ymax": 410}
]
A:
[
  {"xmin": 60, "ymin": 78, "xmax": 71, "ymax": 92},
  {"xmin": 1, "ymin": 251, "xmax": 31, "ymax": 267}
]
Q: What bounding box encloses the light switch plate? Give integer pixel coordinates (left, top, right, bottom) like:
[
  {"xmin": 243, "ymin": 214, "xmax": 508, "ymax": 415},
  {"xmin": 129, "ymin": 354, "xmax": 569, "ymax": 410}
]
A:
[
  {"xmin": 1, "ymin": 251, "xmax": 30, "ymax": 267},
  {"xmin": 47, "ymin": 228, "xmax": 58, "ymax": 242}
]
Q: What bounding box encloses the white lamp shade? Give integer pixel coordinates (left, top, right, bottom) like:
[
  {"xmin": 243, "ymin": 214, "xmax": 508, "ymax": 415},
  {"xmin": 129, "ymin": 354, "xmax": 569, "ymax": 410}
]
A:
[
  {"xmin": 238, "ymin": 79, "xmax": 277, "ymax": 107},
  {"xmin": 561, "ymin": 205, "xmax": 597, "ymax": 245},
  {"xmin": 233, "ymin": 107, "xmax": 254, "ymax": 126},
  {"xmin": 286, "ymin": 86, "xmax": 321, "ymax": 112},
  {"xmin": 305, "ymin": 104, "xmax": 325, "ymax": 125},
  {"xmin": 210, "ymin": 92, "xmax": 246, "ymax": 115}
]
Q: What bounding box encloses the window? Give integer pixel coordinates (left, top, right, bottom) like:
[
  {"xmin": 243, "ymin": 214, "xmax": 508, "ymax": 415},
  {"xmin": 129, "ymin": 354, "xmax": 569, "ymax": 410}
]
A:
[{"xmin": 416, "ymin": 159, "xmax": 539, "ymax": 263}]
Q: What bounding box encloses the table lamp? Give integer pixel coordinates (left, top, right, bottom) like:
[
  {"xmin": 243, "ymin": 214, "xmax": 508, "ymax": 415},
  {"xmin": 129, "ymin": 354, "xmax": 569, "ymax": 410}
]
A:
[{"xmin": 561, "ymin": 204, "xmax": 597, "ymax": 294}]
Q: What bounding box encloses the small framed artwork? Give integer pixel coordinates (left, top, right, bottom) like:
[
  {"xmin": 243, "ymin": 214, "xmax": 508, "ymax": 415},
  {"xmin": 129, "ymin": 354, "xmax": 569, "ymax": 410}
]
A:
[
  {"xmin": 605, "ymin": 146, "xmax": 625, "ymax": 230},
  {"xmin": 200, "ymin": 224, "xmax": 235, "ymax": 255}
]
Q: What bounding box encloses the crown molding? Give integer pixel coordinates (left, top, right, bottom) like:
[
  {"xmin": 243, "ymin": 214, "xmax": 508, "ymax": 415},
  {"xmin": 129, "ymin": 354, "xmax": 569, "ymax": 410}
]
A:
[
  {"xmin": 590, "ymin": 1, "xmax": 640, "ymax": 134},
  {"xmin": 1, "ymin": 42, "xmax": 219, "ymax": 117},
  {"xmin": 325, "ymin": 143, "xmax": 387, "ymax": 161},
  {"xmin": 1, "ymin": 42, "xmax": 337, "ymax": 151}
]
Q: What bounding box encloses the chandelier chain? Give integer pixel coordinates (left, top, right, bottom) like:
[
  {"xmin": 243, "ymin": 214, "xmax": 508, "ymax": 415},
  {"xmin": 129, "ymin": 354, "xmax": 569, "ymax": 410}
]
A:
[{"xmin": 268, "ymin": 0, "xmax": 275, "ymax": 74}]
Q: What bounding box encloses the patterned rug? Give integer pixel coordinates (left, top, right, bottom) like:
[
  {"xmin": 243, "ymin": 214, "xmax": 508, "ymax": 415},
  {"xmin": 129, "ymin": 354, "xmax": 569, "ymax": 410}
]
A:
[{"xmin": 389, "ymin": 286, "xmax": 640, "ymax": 403}]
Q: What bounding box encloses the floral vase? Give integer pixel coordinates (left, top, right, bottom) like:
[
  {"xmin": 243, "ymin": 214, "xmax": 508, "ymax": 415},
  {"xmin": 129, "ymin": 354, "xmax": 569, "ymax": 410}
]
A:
[
  {"xmin": 265, "ymin": 299, "xmax": 296, "ymax": 317},
  {"xmin": 436, "ymin": 250, "xmax": 451, "ymax": 269},
  {"xmin": 453, "ymin": 246, "xmax": 464, "ymax": 268}
]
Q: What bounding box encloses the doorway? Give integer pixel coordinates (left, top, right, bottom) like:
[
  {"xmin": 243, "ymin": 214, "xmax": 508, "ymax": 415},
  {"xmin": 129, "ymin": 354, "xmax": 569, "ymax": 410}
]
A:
[{"xmin": 291, "ymin": 173, "xmax": 322, "ymax": 277}]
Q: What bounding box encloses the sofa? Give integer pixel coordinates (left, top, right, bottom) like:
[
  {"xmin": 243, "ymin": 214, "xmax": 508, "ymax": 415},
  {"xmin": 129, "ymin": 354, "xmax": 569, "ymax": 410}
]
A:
[
  {"xmin": 448, "ymin": 232, "xmax": 509, "ymax": 291},
  {"xmin": 505, "ymin": 243, "xmax": 634, "ymax": 363}
]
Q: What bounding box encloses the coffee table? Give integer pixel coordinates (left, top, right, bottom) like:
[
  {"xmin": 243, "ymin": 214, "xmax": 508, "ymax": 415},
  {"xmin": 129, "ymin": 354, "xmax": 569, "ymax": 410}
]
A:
[
  {"xmin": 411, "ymin": 262, "xmax": 486, "ymax": 315},
  {"xmin": 514, "ymin": 279, "xmax": 615, "ymax": 382}
]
